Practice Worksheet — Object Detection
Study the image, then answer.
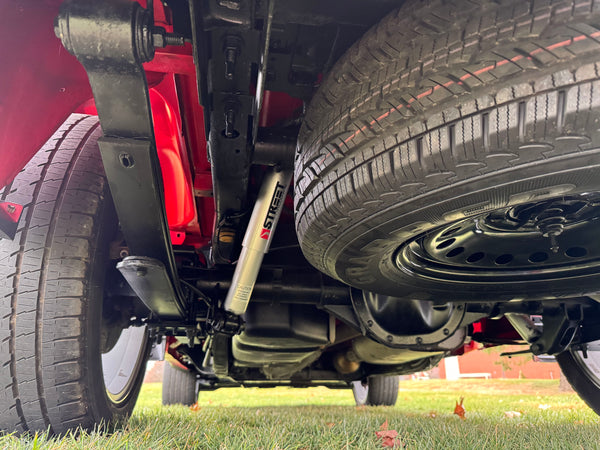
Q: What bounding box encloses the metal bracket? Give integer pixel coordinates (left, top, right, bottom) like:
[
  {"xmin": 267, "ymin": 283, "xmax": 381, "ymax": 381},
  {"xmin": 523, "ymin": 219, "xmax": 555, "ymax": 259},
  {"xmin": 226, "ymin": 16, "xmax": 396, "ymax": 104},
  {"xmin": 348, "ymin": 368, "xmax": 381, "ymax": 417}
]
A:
[
  {"xmin": 55, "ymin": 0, "xmax": 187, "ymax": 319},
  {"xmin": 207, "ymin": 309, "xmax": 245, "ymax": 336},
  {"xmin": 188, "ymin": 0, "xmax": 265, "ymax": 264},
  {"xmin": 530, "ymin": 305, "xmax": 583, "ymax": 355},
  {"xmin": 0, "ymin": 201, "xmax": 23, "ymax": 240},
  {"xmin": 117, "ymin": 256, "xmax": 184, "ymax": 319},
  {"xmin": 149, "ymin": 336, "xmax": 167, "ymax": 361}
]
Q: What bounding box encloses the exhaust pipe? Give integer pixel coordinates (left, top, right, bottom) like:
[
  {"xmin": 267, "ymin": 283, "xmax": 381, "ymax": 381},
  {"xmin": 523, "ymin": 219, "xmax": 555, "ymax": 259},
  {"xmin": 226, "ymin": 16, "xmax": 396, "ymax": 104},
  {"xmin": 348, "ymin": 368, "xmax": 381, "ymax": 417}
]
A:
[{"xmin": 224, "ymin": 167, "xmax": 292, "ymax": 315}]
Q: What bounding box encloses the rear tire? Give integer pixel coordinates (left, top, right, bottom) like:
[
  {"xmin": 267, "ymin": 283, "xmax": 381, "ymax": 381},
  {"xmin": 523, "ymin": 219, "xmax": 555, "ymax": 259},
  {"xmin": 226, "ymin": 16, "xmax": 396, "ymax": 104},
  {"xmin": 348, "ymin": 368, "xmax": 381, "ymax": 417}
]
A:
[
  {"xmin": 0, "ymin": 115, "xmax": 149, "ymax": 434},
  {"xmin": 162, "ymin": 363, "xmax": 198, "ymax": 406},
  {"xmin": 352, "ymin": 376, "xmax": 399, "ymax": 406},
  {"xmin": 556, "ymin": 342, "xmax": 600, "ymax": 415}
]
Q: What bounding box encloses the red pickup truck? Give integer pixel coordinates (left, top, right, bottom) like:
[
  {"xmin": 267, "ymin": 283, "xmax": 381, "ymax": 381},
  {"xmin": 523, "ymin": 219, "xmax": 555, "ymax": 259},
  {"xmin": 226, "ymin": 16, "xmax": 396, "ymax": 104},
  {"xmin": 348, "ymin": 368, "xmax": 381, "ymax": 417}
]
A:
[{"xmin": 2, "ymin": 0, "xmax": 600, "ymax": 434}]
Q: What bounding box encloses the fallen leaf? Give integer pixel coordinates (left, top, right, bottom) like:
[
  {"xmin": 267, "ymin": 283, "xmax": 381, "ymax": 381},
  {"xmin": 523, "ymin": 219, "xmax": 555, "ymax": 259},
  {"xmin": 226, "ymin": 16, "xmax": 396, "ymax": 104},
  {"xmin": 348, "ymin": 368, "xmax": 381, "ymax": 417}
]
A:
[
  {"xmin": 375, "ymin": 421, "xmax": 404, "ymax": 448},
  {"xmin": 375, "ymin": 429, "xmax": 398, "ymax": 439},
  {"xmin": 453, "ymin": 397, "xmax": 466, "ymax": 420},
  {"xmin": 504, "ymin": 411, "xmax": 522, "ymax": 418},
  {"xmin": 538, "ymin": 404, "xmax": 551, "ymax": 410},
  {"xmin": 190, "ymin": 402, "xmax": 201, "ymax": 412},
  {"xmin": 325, "ymin": 422, "xmax": 335, "ymax": 429},
  {"xmin": 381, "ymin": 436, "xmax": 403, "ymax": 448},
  {"xmin": 376, "ymin": 430, "xmax": 402, "ymax": 448}
]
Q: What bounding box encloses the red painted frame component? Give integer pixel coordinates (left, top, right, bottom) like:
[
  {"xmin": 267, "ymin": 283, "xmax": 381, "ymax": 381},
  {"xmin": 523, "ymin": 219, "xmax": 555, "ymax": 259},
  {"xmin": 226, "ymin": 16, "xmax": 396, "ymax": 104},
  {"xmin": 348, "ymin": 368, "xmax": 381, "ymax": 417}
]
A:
[
  {"xmin": 72, "ymin": 84, "xmax": 204, "ymax": 247},
  {"xmin": 258, "ymin": 91, "xmax": 303, "ymax": 127},
  {"xmin": 165, "ymin": 336, "xmax": 190, "ymax": 370},
  {"xmin": 0, "ymin": 201, "xmax": 24, "ymax": 240},
  {"xmin": 151, "ymin": 88, "xmax": 195, "ymax": 229},
  {"xmin": 472, "ymin": 317, "xmax": 523, "ymax": 344}
]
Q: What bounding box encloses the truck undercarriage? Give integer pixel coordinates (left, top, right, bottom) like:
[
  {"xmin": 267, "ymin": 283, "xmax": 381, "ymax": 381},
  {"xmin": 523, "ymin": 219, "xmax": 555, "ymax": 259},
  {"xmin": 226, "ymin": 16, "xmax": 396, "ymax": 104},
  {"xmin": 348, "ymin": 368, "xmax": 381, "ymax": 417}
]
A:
[{"xmin": 2, "ymin": 0, "xmax": 600, "ymax": 435}]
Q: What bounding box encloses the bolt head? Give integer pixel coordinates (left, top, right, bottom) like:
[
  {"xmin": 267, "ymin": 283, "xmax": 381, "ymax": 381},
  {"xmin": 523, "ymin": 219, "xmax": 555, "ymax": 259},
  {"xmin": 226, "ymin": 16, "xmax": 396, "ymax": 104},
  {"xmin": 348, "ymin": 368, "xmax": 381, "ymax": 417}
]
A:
[{"xmin": 531, "ymin": 343, "xmax": 542, "ymax": 354}]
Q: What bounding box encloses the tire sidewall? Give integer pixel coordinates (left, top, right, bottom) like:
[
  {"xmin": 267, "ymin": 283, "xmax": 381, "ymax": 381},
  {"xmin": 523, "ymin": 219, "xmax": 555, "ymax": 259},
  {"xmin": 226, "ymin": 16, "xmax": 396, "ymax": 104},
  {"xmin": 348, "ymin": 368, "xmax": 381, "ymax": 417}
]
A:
[
  {"xmin": 556, "ymin": 350, "xmax": 600, "ymax": 415},
  {"xmin": 326, "ymin": 155, "xmax": 600, "ymax": 301},
  {"xmin": 81, "ymin": 144, "xmax": 149, "ymax": 426},
  {"xmin": 352, "ymin": 380, "xmax": 368, "ymax": 406}
]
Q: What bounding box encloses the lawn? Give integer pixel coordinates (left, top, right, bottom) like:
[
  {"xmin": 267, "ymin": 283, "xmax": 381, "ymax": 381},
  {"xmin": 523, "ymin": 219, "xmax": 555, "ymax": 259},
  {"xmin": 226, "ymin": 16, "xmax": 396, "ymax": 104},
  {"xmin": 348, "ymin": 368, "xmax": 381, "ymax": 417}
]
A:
[{"xmin": 1, "ymin": 379, "xmax": 598, "ymax": 449}]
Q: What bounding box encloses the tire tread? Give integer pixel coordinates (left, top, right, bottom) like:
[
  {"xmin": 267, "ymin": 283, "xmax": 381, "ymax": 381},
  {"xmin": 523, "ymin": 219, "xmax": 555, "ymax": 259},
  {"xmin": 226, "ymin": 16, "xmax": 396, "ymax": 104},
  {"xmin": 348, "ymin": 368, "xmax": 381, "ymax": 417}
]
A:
[
  {"xmin": 367, "ymin": 375, "xmax": 400, "ymax": 406},
  {"xmin": 0, "ymin": 115, "xmax": 117, "ymax": 434},
  {"xmin": 295, "ymin": 0, "xmax": 600, "ymax": 288},
  {"xmin": 162, "ymin": 363, "xmax": 197, "ymax": 406}
]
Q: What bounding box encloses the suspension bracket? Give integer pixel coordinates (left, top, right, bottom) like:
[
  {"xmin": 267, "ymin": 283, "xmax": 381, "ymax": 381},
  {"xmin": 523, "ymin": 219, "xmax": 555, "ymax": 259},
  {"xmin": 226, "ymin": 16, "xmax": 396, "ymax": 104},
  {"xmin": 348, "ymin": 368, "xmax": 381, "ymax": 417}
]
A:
[
  {"xmin": 530, "ymin": 305, "xmax": 583, "ymax": 355},
  {"xmin": 55, "ymin": 0, "xmax": 188, "ymax": 320}
]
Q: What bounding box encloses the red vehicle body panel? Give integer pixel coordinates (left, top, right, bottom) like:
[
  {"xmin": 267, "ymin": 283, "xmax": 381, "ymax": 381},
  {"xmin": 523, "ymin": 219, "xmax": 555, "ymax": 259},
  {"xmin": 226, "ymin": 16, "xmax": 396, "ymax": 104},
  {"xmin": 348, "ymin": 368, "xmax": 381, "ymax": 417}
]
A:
[
  {"xmin": 0, "ymin": 1, "xmax": 212, "ymax": 247},
  {"xmin": 0, "ymin": 1, "xmax": 91, "ymax": 190}
]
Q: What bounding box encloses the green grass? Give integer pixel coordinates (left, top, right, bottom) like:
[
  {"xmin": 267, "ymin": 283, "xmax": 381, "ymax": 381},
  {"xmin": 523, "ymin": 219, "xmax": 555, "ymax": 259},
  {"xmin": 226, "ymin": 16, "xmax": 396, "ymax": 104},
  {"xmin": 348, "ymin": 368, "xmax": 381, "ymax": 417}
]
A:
[{"xmin": 1, "ymin": 379, "xmax": 598, "ymax": 449}]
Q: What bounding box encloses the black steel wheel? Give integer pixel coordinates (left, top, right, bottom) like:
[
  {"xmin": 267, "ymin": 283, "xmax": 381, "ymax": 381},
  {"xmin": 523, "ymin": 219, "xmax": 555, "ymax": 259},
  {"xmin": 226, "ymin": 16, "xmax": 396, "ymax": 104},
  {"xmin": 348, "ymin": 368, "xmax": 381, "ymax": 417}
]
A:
[
  {"xmin": 556, "ymin": 342, "xmax": 600, "ymax": 415},
  {"xmin": 162, "ymin": 363, "xmax": 198, "ymax": 406},
  {"xmin": 352, "ymin": 376, "xmax": 399, "ymax": 406},
  {"xmin": 0, "ymin": 115, "xmax": 150, "ymax": 435},
  {"xmin": 395, "ymin": 195, "xmax": 600, "ymax": 287},
  {"xmin": 295, "ymin": 0, "xmax": 600, "ymax": 302}
]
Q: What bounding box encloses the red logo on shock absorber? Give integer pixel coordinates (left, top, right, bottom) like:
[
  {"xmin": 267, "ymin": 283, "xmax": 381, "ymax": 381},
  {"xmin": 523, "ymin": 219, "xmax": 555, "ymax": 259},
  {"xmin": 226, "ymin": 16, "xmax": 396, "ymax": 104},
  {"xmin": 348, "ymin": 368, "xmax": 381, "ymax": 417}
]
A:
[{"xmin": 260, "ymin": 228, "xmax": 271, "ymax": 240}]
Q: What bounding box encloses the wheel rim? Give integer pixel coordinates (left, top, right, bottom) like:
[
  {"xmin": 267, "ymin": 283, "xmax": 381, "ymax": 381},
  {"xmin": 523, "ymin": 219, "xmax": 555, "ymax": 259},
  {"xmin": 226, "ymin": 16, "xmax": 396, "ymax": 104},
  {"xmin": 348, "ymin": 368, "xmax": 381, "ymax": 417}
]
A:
[
  {"xmin": 572, "ymin": 341, "xmax": 600, "ymax": 387},
  {"xmin": 395, "ymin": 194, "xmax": 600, "ymax": 283},
  {"xmin": 352, "ymin": 380, "xmax": 368, "ymax": 405},
  {"xmin": 101, "ymin": 325, "xmax": 147, "ymax": 404}
]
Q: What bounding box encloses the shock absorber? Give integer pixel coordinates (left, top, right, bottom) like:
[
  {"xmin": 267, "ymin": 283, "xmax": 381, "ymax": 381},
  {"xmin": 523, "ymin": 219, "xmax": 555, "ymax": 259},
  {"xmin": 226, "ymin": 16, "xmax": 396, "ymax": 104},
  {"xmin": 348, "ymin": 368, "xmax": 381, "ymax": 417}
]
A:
[{"xmin": 223, "ymin": 167, "xmax": 292, "ymax": 315}]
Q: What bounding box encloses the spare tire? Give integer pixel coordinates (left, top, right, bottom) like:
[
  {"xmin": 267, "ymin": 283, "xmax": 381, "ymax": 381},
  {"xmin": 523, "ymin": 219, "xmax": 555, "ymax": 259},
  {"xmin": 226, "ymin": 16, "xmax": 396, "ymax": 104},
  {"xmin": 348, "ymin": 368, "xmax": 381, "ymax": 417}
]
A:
[{"xmin": 295, "ymin": 0, "xmax": 600, "ymax": 301}]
